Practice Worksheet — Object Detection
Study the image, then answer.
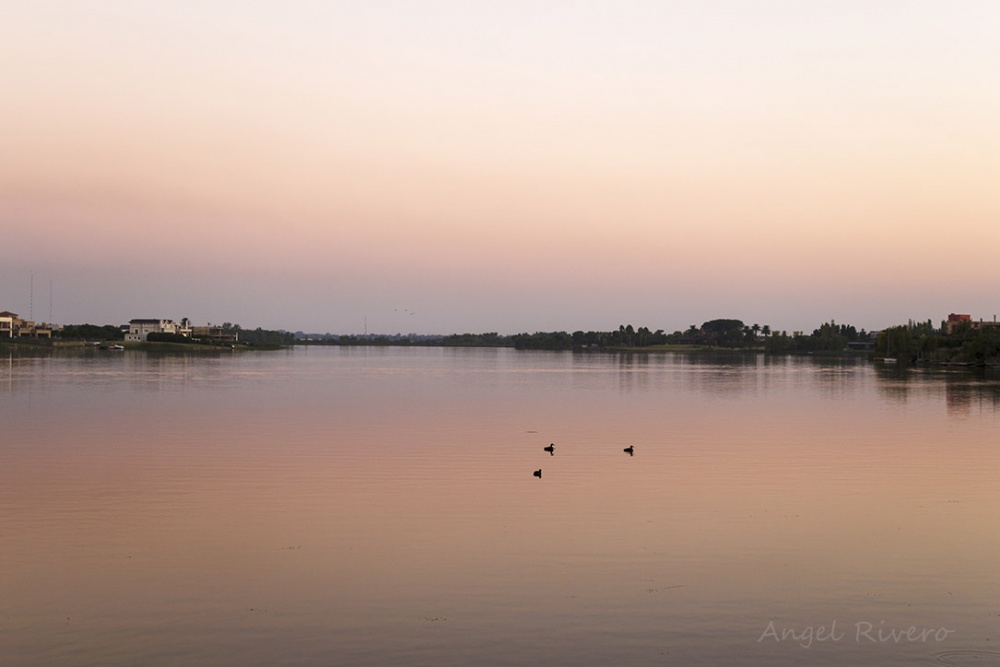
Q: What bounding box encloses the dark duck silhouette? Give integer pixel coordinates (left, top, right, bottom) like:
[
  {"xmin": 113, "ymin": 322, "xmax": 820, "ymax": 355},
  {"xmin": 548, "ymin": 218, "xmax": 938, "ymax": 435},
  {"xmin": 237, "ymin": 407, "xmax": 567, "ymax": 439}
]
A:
[
  {"xmin": 623, "ymin": 445, "xmax": 634, "ymax": 456},
  {"xmin": 533, "ymin": 469, "xmax": 542, "ymax": 478},
  {"xmin": 543, "ymin": 443, "xmax": 555, "ymax": 455}
]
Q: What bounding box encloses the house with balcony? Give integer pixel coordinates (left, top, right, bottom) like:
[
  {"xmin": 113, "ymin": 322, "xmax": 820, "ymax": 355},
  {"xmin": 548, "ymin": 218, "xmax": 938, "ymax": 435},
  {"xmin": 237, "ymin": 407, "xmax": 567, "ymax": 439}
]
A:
[
  {"xmin": 190, "ymin": 325, "xmax": 238, "ymax": 343},
  {"xmin": 0, "ymin": 311, "xmax": 52, "ymax": 338},
  {"xmin": 125, "ymin": 319, "xmax": 179, "ymax": 341}
]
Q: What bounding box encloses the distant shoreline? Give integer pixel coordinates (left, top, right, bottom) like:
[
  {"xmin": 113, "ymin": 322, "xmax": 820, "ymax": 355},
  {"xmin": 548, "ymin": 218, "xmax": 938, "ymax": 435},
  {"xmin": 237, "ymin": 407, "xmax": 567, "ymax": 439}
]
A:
[{"xmin": 0, "ymin": 339, "xmax": 286, "ymax": 353}]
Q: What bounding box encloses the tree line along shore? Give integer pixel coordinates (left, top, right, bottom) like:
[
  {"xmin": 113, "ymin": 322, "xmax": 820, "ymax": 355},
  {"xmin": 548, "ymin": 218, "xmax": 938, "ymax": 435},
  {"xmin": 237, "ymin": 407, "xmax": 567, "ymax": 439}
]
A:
[
  {"xmin": 6, "ymin": 317, "xmax": 999, "ymax": 366},
  {"xmin": 515, "ymin": 320, "xmax": 1000, "ymax": 366},
  {"xmin": 303, "ymin": 318, "xmax": 1000, "ymax": 366}
]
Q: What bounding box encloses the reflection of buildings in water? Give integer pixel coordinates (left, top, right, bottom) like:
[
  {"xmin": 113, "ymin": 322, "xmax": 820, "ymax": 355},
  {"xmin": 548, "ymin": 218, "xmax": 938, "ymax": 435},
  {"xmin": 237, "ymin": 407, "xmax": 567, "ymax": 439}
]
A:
[{"xmin": 129, "ymin": 353, "xmax": 202, "ymax": 392}]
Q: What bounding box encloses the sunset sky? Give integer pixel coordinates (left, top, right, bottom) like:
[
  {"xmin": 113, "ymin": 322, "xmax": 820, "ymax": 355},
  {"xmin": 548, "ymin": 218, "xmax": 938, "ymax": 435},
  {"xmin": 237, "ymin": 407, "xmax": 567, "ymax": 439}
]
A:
[{"xmin": 3, "ymin": 1, "xmax": 999, "ymax": 335}]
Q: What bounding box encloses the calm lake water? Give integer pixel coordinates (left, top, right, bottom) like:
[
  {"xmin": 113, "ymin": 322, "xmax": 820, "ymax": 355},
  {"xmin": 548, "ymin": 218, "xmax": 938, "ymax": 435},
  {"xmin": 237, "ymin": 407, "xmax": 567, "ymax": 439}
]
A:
[{"xmin": 2, "ymin": 347, "xmax": 1000, "ymax": 666}]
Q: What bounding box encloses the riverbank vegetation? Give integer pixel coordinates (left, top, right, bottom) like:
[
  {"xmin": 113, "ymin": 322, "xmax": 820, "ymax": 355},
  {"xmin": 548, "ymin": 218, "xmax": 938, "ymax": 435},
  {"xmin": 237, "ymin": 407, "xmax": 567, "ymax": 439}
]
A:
[
  {"xmin": 13, "ymin": 316, "xmax": 1000, "ymax": 366},
  {"xmin": 57, "ymin": 323, "xmax": 125, "ymax": 341},
  {"xmin": 510, "ymin": 319, "xmax": 872, "ymax": 353},
  {"xmin": 509, "ymin": 318, "xmax": 1000, "ymax": 366},
  {"xmin": 877, "ymin": 320, "xmax": 1000, "ymax": 366}
]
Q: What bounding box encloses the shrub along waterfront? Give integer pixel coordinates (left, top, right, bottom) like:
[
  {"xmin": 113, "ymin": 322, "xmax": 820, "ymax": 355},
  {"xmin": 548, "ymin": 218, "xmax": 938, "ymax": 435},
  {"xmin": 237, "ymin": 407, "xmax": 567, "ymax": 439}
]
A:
[{"xmin": 56, "ymin": 324, "xmax": 125, "ymax": 341}]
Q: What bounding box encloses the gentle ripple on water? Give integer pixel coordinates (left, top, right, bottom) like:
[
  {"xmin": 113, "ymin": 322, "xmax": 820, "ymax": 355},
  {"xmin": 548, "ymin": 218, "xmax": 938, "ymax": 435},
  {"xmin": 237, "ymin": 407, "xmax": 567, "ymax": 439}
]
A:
[{"xmin": 2, "ymin": 347, "xmax": 1000, "ymax": 666}]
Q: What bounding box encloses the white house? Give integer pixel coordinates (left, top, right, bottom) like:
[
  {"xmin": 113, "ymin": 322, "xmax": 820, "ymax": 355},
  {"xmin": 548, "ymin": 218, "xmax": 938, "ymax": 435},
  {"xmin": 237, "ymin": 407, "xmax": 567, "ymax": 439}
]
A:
[{"xmin": 125, "ymin": 319, "xmax": 179, "ymax": 341}]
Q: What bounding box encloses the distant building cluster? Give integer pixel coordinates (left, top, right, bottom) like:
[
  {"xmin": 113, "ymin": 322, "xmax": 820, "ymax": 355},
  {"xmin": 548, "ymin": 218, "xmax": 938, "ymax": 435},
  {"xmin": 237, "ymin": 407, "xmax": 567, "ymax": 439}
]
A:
[
  {"xmin": 0, "ymin": 311, "xmax": 53, "ymax": 339},
  {"xmin": 0, "ymin": 311, "xmax": 239, "ymax": 343},
  {"xmin": 946, "ymin": 313, "xmax": 1000, "ymax": 335},
  {"xmin": 125, "ymin": 318, "xmax": 238, "ymax": 343}
]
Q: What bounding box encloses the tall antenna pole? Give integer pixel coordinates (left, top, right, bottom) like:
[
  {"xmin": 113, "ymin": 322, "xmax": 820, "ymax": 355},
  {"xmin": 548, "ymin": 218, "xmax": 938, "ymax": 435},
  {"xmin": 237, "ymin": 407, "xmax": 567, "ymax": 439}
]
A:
[
  {"xmin": 30, "ymin": 272, "xmax": 34, "ymax": 322},
  {"xmin": 49, "ymin": 279, "xmax": 53, "ymax": 323}
]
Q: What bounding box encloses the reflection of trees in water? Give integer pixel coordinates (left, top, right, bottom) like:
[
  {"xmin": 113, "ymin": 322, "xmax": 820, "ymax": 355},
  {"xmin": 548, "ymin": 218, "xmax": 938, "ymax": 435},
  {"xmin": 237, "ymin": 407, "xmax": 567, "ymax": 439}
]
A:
[
  {"xmin": 595, "ymin": 353, "xmax": 1000, "ymax": 413},
  {"xmin": 808, "ymin": 356, "xmax": 869, "ymax": 401},
  {"xmin": 662, "ymin": 353, "xmax": 871, "ymax": 400},
  {"xmin": 875, "ymin": 365, "xmax": 1000, "ymax": 414},
  {"xmin": 606, "ymin": 350, "xmax": 764, "ymax": 396},
  {"xmin": 676, "ymin": 351, "xmax": 764, "ymax": 398},
  {"xmin": 945, "ymin": 372, "xmax": 1000, "ymax": 416},
  {"xmin": 674, "ymin": 352, "xmax": 868, "ymax": 399},
  {"xmin": 874, "ymin": 365, "xmax": 913, "ymax": 404},
  {"xmin": 614, "ymin": 351, "xmax": 652, "ymax": 393}
]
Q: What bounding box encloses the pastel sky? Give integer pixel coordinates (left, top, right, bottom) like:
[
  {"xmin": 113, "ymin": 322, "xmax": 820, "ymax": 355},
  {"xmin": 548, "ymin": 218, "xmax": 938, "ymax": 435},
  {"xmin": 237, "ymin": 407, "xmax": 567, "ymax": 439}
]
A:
[{"xmin": 3, "ymin": 1, "xmax": 999, "ymax": 335}]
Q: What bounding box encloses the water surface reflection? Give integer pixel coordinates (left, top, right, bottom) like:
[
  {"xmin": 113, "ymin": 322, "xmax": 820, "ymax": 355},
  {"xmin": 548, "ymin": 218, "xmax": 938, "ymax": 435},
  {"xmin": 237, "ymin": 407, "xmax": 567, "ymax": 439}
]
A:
[{"xmin": 2, "ymin": 348, "xmax": 998, "ymax": 666}]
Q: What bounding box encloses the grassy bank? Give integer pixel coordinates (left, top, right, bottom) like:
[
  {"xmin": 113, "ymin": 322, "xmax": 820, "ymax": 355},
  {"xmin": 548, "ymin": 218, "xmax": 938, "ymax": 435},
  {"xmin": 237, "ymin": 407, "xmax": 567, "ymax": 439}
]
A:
[
  {"xmin": 0, "ymin": 338, "xmax": 54, "ymax": 349},
  {"xmin": 125, "ymin": 341, "xmax": 286, "ymax": 352}
]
